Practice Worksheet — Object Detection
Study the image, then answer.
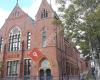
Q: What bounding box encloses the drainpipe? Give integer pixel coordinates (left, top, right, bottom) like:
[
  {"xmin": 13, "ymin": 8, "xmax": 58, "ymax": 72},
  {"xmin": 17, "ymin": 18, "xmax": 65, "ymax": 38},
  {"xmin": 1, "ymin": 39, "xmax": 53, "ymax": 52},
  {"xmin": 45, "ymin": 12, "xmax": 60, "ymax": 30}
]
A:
[
  {"xmin": 20, "ymin": 41, "xmax": 24, "ymax": 79},
  {"xmin": 2, "ymin": 44, "xmax": 6, "ymax": 78}
]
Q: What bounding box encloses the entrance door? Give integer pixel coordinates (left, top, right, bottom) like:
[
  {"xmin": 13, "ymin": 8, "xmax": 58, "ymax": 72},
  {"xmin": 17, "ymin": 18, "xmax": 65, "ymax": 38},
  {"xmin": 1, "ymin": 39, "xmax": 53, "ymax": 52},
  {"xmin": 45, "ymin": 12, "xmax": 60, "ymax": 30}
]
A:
[
  {"xmin": 46, "ymin": 69, "xmax": 51, "ymax": 80},
  {"xmin": 39, "ymin": 69, "xmax": 51, "ymax": 80},
  {"xmin": 40, "ymin": 69, "xmax": 45, "ymax": 80}
]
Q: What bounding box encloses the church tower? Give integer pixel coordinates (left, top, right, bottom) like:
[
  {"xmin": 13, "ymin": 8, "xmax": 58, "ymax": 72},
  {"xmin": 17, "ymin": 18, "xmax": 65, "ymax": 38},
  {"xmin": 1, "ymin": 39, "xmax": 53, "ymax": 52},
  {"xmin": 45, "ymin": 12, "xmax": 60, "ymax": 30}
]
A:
[{"xmin": 33, "ymin": 0, "xmax": 60, "ymax": 78}]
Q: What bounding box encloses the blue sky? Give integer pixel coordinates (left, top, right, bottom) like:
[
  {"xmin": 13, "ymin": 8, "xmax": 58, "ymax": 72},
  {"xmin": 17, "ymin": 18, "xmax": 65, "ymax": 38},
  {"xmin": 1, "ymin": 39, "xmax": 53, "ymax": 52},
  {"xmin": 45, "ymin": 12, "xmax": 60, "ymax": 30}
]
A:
[
  {"xmin": 0, "ymin": 0, "xmax": 57, "ymax": 28},
  {"xmin": 0, "ymin": 0, "xmax": 33, "ymax": 11}
]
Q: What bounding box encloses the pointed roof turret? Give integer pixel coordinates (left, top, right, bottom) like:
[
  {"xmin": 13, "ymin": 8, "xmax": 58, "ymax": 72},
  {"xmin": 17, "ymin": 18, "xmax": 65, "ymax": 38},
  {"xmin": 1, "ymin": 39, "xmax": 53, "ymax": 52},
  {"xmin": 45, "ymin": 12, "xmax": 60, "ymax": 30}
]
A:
[{"xmin": 35, "ymin": 0, "xmax": 56, "ymax": 21}]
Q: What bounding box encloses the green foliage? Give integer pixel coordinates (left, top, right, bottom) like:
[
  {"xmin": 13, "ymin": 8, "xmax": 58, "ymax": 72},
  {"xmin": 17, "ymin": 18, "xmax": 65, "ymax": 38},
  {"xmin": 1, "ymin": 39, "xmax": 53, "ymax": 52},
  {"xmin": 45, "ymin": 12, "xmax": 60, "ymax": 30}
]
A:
[
  {"xmin": 53, "ymin": 17, "xmax": 62, "ymax": 26},
  {"xmin": 85, "ymin": 7, "xmax": 100, "ymax": 59},
  {"xmin": 55, "ymin": 0, "xmax": 100, "ymax": 60}
]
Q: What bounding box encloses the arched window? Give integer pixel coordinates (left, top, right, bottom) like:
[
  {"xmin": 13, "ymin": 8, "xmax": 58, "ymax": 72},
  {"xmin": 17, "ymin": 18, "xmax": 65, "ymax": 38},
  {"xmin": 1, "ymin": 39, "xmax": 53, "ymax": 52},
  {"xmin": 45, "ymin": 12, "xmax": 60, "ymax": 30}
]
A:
[
  {"xmin": 0, "ymin": 37, "xmax": 3, "ymax": 52},
  {"xmin": 9, "ymin": 27, "xmax": 21, "ymax": 51},
  {"xmin": 27, "ymin": 32, "xmax": 31, "ymax": 49},
  {"xmin": 42, "ymin": 28, "xmax": 46, "ymax": 47},
  {"xmin": 41, "ymin": 9, "xmax": 48, "ymax": 19}
]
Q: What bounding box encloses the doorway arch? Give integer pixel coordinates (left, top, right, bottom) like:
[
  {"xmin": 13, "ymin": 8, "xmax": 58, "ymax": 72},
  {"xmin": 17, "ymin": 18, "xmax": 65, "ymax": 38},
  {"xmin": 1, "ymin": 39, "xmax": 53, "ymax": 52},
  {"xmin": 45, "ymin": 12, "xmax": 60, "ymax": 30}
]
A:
[{"xmin": 39, "ymin": 59, "xmax": 52, "ymax": 80}]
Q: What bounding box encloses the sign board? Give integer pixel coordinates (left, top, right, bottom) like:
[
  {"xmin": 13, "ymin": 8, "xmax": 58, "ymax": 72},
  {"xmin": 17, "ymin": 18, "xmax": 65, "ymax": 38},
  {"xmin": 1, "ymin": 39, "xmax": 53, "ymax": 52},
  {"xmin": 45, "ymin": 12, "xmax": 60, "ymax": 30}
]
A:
[{"xmin": 27, "ymin": 48, "xmax": 43, "ymax": 62}]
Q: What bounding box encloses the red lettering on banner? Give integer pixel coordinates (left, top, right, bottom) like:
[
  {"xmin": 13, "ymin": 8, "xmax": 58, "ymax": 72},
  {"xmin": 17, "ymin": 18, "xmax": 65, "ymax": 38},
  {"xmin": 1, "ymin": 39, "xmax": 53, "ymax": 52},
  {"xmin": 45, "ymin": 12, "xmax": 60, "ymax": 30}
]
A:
[{"xmin": 6, "ymin": 54, "xmax": 20, "ymax": 59}]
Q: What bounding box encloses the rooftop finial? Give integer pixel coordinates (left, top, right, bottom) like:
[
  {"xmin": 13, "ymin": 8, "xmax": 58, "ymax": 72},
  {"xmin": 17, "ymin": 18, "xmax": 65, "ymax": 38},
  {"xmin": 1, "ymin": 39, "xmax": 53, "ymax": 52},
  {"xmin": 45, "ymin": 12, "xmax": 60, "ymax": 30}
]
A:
[{"xmin": 16, "ymin": 0, "xmax": 18, "ymax": 5}]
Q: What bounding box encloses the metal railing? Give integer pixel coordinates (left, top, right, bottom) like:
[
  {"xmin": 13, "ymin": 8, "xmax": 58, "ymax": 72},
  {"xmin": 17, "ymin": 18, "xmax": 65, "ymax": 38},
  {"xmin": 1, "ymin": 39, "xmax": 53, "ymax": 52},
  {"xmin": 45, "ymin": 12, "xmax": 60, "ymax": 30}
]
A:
[{"xmin": 0, "ymin": 76, "xmax": 80, "ymax": 80}]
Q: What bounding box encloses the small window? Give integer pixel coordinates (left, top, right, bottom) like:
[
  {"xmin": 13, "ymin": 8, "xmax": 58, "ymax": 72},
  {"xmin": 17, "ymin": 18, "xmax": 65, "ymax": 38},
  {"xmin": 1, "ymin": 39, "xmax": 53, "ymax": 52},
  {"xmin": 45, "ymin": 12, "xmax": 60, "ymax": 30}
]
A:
[
  {"xmin": 42, "ymin": 28, "xmax": 46, "ymax": 47},
  {"xmin": 27, "ymin": 32, "xmax": 31, "ymax": 49},
  {"xmin": 41, "ymin": 9, "xmax": 48, "ymax": 19},
  {"xmin": 13, "ymin": 11, "xmax": 20, "ymax": 17}
]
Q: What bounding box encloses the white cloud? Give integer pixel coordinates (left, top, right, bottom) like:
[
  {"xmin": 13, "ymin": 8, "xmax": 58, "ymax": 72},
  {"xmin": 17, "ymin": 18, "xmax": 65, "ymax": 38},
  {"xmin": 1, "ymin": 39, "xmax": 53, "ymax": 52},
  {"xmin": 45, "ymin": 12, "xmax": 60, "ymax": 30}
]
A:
[
  {"xmin": 23, "ymin": 0, "xmax": 41, "ymax": 19},
  {"xmin": 0, "ymin": 8, "xmax": 9, "ymax": 28},
  {"xmin": 23, "ymin": 0, "xmax": 58, "ymax": 20}
]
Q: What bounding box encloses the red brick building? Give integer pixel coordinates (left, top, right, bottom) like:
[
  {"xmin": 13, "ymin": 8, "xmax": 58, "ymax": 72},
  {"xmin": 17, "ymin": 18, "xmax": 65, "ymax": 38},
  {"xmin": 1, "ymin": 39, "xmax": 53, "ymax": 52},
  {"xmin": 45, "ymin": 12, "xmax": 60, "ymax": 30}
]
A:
[{"xmin": 0, "ymin": 0, "xmax": 87, "ymax": 79}]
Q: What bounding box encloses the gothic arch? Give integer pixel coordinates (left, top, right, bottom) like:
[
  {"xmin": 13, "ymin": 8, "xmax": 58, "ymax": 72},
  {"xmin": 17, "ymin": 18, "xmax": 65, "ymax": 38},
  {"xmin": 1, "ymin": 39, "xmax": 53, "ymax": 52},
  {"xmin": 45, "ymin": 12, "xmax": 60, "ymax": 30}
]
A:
[
  {"xmin": 39, "ymin": 58, "xmax": 52, "ymax": 80},
  {"xmin": 9, "ymin": 26, "xmax": 21, "ymax": 36}
]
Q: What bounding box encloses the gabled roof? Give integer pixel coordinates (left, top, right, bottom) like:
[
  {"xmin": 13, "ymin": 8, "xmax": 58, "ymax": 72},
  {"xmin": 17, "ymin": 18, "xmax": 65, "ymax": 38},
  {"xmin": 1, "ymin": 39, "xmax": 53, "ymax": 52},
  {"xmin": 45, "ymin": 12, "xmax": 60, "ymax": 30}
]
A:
[
  {"xmin": 7, "ymin": 4, "xmax": 31, "ymax": 20},
  {"xmin": 0, "ymin": 4, "xmax": 35, "ymax": 30}
]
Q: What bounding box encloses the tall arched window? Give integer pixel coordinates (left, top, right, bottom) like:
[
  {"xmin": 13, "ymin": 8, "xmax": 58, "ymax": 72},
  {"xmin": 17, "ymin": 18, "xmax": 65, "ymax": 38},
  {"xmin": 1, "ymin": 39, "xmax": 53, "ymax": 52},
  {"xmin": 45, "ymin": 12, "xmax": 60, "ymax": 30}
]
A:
[
  {"xmin": 27, "ymin": 32, "xmax": 31, "ymax": 49},
  {"xmin": 42, "ymin": 28, "xmax": 47, "ymax": 47},
  {"xmin": 0, "ymin": 37, "xmax": 3, "ymax": 52},
  {"xmin": 9, "ymin": 27, "xmax": 21, "ymax": 51}
]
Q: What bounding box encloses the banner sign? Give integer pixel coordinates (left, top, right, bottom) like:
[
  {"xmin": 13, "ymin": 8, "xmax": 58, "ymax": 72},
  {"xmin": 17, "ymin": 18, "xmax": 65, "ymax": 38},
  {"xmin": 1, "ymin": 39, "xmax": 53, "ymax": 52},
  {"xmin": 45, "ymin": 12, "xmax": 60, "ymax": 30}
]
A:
[{"xmin": 27, "ymin": 48, "xmax": 43, "ymax": 62}]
